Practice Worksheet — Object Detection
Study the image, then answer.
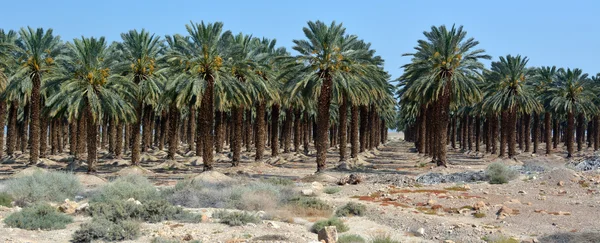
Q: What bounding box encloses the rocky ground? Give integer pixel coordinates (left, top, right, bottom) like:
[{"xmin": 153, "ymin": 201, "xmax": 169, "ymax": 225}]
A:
[{"xmin": 0, "ymin": 132, "xmax": 599, "ymax": 243}]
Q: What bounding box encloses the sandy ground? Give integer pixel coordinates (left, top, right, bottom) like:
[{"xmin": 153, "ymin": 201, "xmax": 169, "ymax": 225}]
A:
[{"xmin": 0, "ymin": 132, "xmax": 599, "ymax": 243}]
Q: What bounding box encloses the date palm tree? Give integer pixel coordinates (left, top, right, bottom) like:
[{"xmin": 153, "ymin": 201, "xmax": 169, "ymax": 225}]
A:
[
  {"xmin": 401, "ymin": 25, "xmax": 489, "ymax": 166},
  {"xmin": 114, "ymin": 29, "xmax": 163, "ymax": 165},
  {"xmin": 549, "ymin": 68, "xmax": 596, "ymax": 158},
  {"xmin": 47, "ymin": 36, "xmax": 135, "ymax": 172},
  {"xmin": 531, "ymin": 66, "xmax": 559, "ymax": 154},
  {"xmin": 15, "ymin": 27, "xmax": 62, "ymax": 164},
  {"xmin": 0, "ymin": 29, "xmax": 18, "ymax": 159}
]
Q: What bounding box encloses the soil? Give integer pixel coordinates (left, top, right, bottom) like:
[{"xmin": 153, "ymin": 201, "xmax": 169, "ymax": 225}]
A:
[{"xmin": 0, "ymin": 132, "xmax": 599, "ymax": 243}]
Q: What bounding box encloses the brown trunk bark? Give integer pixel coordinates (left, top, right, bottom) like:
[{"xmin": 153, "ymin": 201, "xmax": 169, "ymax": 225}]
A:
[
  {"xmin": 303, "ymin": 111, "xmax": 310, "ymax": 155},
  {"xmin": 359, "ymin": 105, "xmax": 368, "ymax": 153},
  {"xmin": 255, "ymin": 102, "xmax": 266, "ymax": 161},
  {"xmin": 131, "ymin": 102, "xmax": 142, "ymax": 165},
  {"xmin": 500, "ymin": 111, "xmax": 507, "ymax": 157},
  {"xmin": 545, "ymin": 113, "xmax": 552, "ymax": 154},
  {"xmin": 69, "ymin": 121, "xmax": 77, "ymax": 155},
  {"xmin": 232, "ymin": 106, "xmax": 243, "ymax": 166},
  {"xmin": 350, "ymin": 105, "xmax": 359, "ymax": 158},
  {"xmin": 21, "ymin": 104, "xmax": 30, "ymax": 153},
  {"xmin": 199, "ymin": 74, "xmax": 215, "ymax": 171},
  {"xmin": 566, "ymin": 112, "xmax": 574, "ymax": 157},
  {"xmin": 315, "ymin": 73, "xmax": 333, "ymax": 172},
  {"xmin": 475, "ymin": 116, "xmax": 480, "ymax": 152},
  {"xmin": 271, "ymin": 104, "xmax": 280, "ymax": 157},
  {"xmin": 77, "ymin": 114, "xmax": 87, "ymax": 160},
  {"xmin": 115, "ymin": 121, "xmax": 123, "ymax": 159},
  {"xmin": 40, "ymin": 116, "xmax": 48, "ymax": 157},
  {"xmin": 508, "ymin": 108, "xmax": 517, "ymax": 158},
  {"xmin": 338, "ymin": 97, "xmax": 348, "ymax": 161},
  {"xmin": 188, "ymin": 107, "xmax": 197, "ymax": 152},
  {"xmin": 86, "ymin": 107, "xmax": 97, "ymax": 172},
  {"xmin": 108, "ymin": 118, "xmax": 116, "ymax": 155},
  {"xmin": 167, "ymin": 105, "xmax": 179, "ymax": 160},
  {"xmin": 553, "ymin": 119, "xmax": 559, "ymax": 149},
  {"xmin": 6, "ymin": 101, "xmax": 18, "ymax": 156},
  {"xmin": 533, "ymin": 113, "xmax": 539, "ymax": 153},
  {"xmin": 577, "ymin": 113, "xmax": 584, "ymax": 152},
  {"xmin": 29, "ymin": 74, "xmax": 41, "ymax": 164},
  {"xmin": 293, "ymin": 109, "xmax": 301, "ymax": 152},
  {"xmin": 283, "ymin": 107, "xmax": 292, "ymax": 153},
  {"xmin": 142, "ymin": 105, "xmax": 152, "ymax": 152},
  {"xmin": 524, "ymin": 114, "xmax": 531, "ymax": 152}
]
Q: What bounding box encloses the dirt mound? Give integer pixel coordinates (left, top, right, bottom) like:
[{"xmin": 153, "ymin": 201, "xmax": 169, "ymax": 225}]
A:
[
  {"xmin": 116, "ymin": 166, "xmax": 155, "ymax": 176},
  {"xmin": 11, "ymin": 166, "xmax": 48, "ymax": 178},
  {"xmin": 76, "ymin": 174, "xmax": 107, "ymax": 187},
  {"xmin": 185, "ymin": 156, "xmax": 203, "ymax": 166},
  {"xmin": 540, "ymin": 168, "xmax": 578, "ymax": 185},
  {"xmin": 109, "ymin": 159, "xmax": 130, "ymax": 166},
  {"xmin": 141, "ymin": 154, "xmax": 159, "ymax": 162},
  {"xmin": 300, "ymin": 173, "xmax": 339, "ymax": 183},
  {"xmin": 191, "ymin": 171, "xmax": 235, "ymax": 184},
  {"xmin": 266, "ymin": 156, "xmax": 288, "ymax": 165},
  {"xmin": 153, "ymin": 160, "xmax": 187, "ymax": 170},
  {"xmin": 36, "ymin": 158, "xmax": 62, "ymax": 167},
  {"xmin": 46, "ymin": 155, "xmax": 72, "ymax": 162}
]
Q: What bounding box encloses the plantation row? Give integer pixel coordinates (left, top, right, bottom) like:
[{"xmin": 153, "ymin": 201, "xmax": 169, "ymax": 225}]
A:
[
  {"xmin": 0, "ymin": 21, "xmax": 395, "ymax": 172},
  {"xmin": 398, "ymin": 25, "xmax": 600, "ymax": 165}
]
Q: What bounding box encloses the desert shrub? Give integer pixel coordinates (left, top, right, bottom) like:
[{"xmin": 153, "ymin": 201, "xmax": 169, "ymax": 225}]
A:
[
  {"xmin": 88, "ymin": 200, "xmax": 200, "ymax": 223},
  {"xmin": 6, "ymin": 171, "xmax": 82, "ymax": 205},
  {"xmin": 0, "ymin": 192, "xmax": 13, "ymax": 207},
  {"xmin": 264, "ymin": 177, "xmax": 295, "ymax": 186},
  {"xmin": 538, "ymin": 232, "xmax": 600, "ymax": 243},
  {"xmin": 338, "ymin": 234, "xmax": 366, "ymax": 243},
  {"xmin": 91, "ymin": 174, "xmax": 160, "ymax": 203},
  {"xmin": 486, "ymin": 163, "xmax": 518, "ymax": 184},
  {"xmin": 288, "ymin": 196, "xmax": 331, "ymax": 210},
  {"xmin": 213, "ymin": 210, "xmax": 260, "ymax": 226},
  {"xmin": 335, "ymin": 202, "xmax": 366, "ymax": 217},
  {"xmin": 310, "ymin": 217, "xmax": 349, "ymax": 233},
  {"xmin": 371, "ymin": 234, "xmax": 401, "ymax": 243},
  {"xmin": 252, "ymin": 235, "xmax": 289, "ymax": 241},
  {"xmin": 324, "ymin": 187, "xmax": 342, "ymax": 194},
  {"xmin": 72, "ymin": 218, "xmax": 139, "ymax": 242},
  {"xmin": 474, "ymin": 212, "xmax": 486, "ymax": 218},
  {"xmin": 167, "ymin": 180, "xmax": 293, "ymax": 211},
  {"xmin": 4, "ymin": 204, "xmax": 73, "ymax": 230}
]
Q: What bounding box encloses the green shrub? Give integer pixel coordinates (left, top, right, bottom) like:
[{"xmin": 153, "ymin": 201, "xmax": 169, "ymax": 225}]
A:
[
  {"xmin": 0, "ymin": 192, "xmax": 13, "ymax": 207},
  {"xmin": 213, "ymin": 210, "xmax": 260, "ymax": 226},
  {"xmin": 91, "ymin": 174, "xmax": 160, "ymax": 203},
  {"xmin": 371, "ymin": 234, "xmax": 401, "ymax": 243},
  {"xmin": 7, "ymin": 171, "xmax": 82, "ymax": 205},
  {"xmin": 338, "ymin": 234, "xmax": 366, "ymax": 243},
  {"xmin": 288, "ymin": 196, "xmax": 331, "ymax": 211},
  {"xmin": 335, "ymin": 202, "xmax": 366, "ymax": 217},
  {"xmin": 167, "ymin": 180, "xmax": 293, "ymax": 211},
  {"xmin": 486, "ymin": 163, "xmax": 518, "ymax": 184},
  {"xmin": 474, "ymin": 212, "xmax": 486, "ymax": 218},
  {"xmin": 324, "ymin": 187, "xmax": 342, "ymax": 194},
  {"xmin": 72, "ymin": 218, "xmax": 139, "ymax": 242},
  {"xmin": 4, "ymin": 204, "xmax": 73, "ymax": 230},
  {"xmin": 310, "ymin": 217, "xmax": 349, "ymax": 233},
  {"xmin": 88, "ymin": 200, "xmax": 200, "ymax": 223}
]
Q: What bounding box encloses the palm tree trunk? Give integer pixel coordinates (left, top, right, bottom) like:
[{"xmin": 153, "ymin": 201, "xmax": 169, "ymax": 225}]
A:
[
  {"xmin": 359, "ymin": 105, "xmax": 368, "ymax": 153},
  {"xmin": 553, "ymin": 119, "xmax": 559, "ymax": 149},
  {"xmin": 595, "ymin": 115, "xmax": 600, "ymax": 151},
  {"xmin": 101, "ymin": 119, "xmax": 108, "ymax": 149},
  {"xmin": 214, "ymin": 110, "xmax": 223, "ymax": 153},
  {"xmin": 69, "ymin": 121, "xmax": 77, "ymax": 155},
  {"xmin": 108, "ymin": 118, "xmax": 116, "ymax": 155},
  {"xmin": 500, "ymin": 112, "xmax": 507, "ymax": 157},
  {"xmin": 587, "ymin": 120, "xmax": 593, "ymax": 148},
  {"xmin": 115, "ymin": 121, "xmax": 123, "ymax": 159},
  {"xmin": 21, "ymin": 103, "xmax": 30, "ymax": 153},
  {"xmin": 350, "ymin": 105, "xmax": 359, "ymax": 158},
  {"xmin": 0, "ymin": 102, "xmax": 5, "ymax": 159},
  {"xmin": 475, "ymin": 116, "xmax": 481, "ymax": 152},
  {"xmin": 124, "ymin": 124, "xmax": 131, "ymax": 153},
  {"xmin": 577, "ymin": 113, "xmax": 584, "ymax": 152},
  {"xmin": 450, "ymin": 115, "xmax": 456, "ymax": 149},
  {"xmin": 86, "ymin": 107, "xmax": 97, "ymax": 173},
  {"xmin": 508, "ymin": 108, "xmax": 517, "ymax": 158},
  {"xmin": 303, "ymin": 111, "xmax": 310, "ymax": 155},
  {"xmin": 40, "ymin": 117, "xmax": 48, "ymax": 157},
  {"xmin": 316, "ymin": 72, "xmax": 333, "ymax": 173},
  {"xmin": 338, "ymin": 97, "xmax": 348, "ymax": 161},
  {"xmin": 6, "ymin": 101, "xmax": 18, "ymax": 156},
  {"xmin": 283, "ymin": 107, "xmax": 292, "ymax": 153},
  {"xmin": 271, "ymin": 104, "xmax": 280, "ymax": 157},
  {"xmin": 142, "ymin": 105, "xmax": 152, "ymax": 152},
  {"xmin": 51, "ymin": 120, "xmax": 58, "ymax": 155},
  {"xmin": 77, "ymin": 114, "xmax": 87, "ymax": 160},
  {"xmin": 255, "ymin": 102, "xmax": 267, "ymax": 161},
  {"xmin": 524, "ymin": 114, "xmax": 531, "ymax": 152},
  {"xmin": 293, "ymin": 109, "xmax": 301, "ymax": 152},
  {"xmin": 131, "ymin": 102, "xmax": 143, "ymax": 165},
  {"xmin": 369, "ymin": 105, "xmax": 377, "ymax": 150},
  {"xmin": 200, "ymin": 75, "xmax": 215, "ymax": 171},
  {"xmin": 467, "ymin": 115, "xmax": 472, "ymax": 151},
  {"xmin": 245, "ymin": 109, "xmax": 252, "ymax": 152},
  {"xmin": 566, "ymin": 112, "xmax": 574, "ymax": 157},
  {"xmin": 159, "ymin": 112, "xmax": 167, "ymax": 151},
  {"xmin": 232, "ymin": 106, "xmax": 243, "ymax": 166},
  {"xmin": 532, "ymin": 113, "xmax": 539, "ymax": 154},
  {"xmin": 545, "ymin": 113, "xmax": 552, "ymax": 154},
  {"xmin": 167, "ymin": 105, "xmax": 179, "ymax": 160},
  {"xmin": 29, "ymin": 73, "xmax": 42, "ymax": 164},
  {"xmin": 188, "ymin": 107, "xmax": 197, "ymax": 152}
]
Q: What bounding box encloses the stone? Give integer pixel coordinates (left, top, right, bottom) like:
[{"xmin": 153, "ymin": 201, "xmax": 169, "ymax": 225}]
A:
[
  {"xmin": 518, "ymin": 190, "xmax": 527, "ymax": 194},
  {"xmin": 301, "ymin": 189, "xmax": 314, "ymax": 196},
  {"xmin": 558, "ymin": 181, "xmax": 565, "ymax": 186},
  {"xmin": 427, "ymin": 200, "xmax": 436, "ymax": 206},
  {"xmin": 126, "ymin": 198, "xmax": 142, "ymax": 205},
  {"xmin": 182, "ymin": 234, "xmax": 193, "ymax": 241},
  {"xmin": 473, "ymin": 201, "xmax": 487, "ymax": 211},
  {"xmin": 267, "ymin": 221, "xmax": 280, "ymax": 229},
  {"xmin": 414, "ymin": 227, "xmax": 425, "ymax": 237},
  {"xmin": 443, "ymin": 241, "xmax": 456, "ymax": 243},
  {"xmin": 348, "ymin": 174, "xmax": 364, "ymax": 185},
  {"xmin": 317, "ymin": 226, "xmax": 338, "ymax": 243},
  {"xmin": 312, "ymin": 182, "xmax": 324, "ymax": 191},
  {"xmin": 201, "ymin": 215, "xmax": 210, "ymax": 223},
  {"xmin": 58, "ymin": 199, "xmax": 78, "ymax": 214},
  {"xmin": 557, "ymin": 211, "xmax": 571, "ymax": 215},
  {"xmin": 497, "ymin": 205, "xmax": 513, "ymax": 219},
  {"xmin": 76, "ymin": 202, "xmax": 89, "ymax": 213}
]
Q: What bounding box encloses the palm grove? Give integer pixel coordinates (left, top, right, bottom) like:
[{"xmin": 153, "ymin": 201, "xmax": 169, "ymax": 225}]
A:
[
  {"xmin": 398, "ymin": 25, "xmax": 600, "ymax": 166},
  {"xmin": 0, "ymin": 21, "xmax": 395, "ymax": 173}
]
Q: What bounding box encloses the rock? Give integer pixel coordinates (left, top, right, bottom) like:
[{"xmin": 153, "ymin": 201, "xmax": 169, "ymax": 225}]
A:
[
  {"xmin": 267, "ymin": 221, "xmax": 280, "ymax": 229},
  {"xmin": 201, "ymin": 215, "xmax": 210, "ymax": 223},
  {"xmin": 126, "ymin": 198, "xmax": 142, "ymax": 205},
  {"xmin": 443, "ymin": 241, "xmax": 456, "ymax": 243},
  {"xmin": 76, "ymin": 202, "xmax": 89, "ymax": 213},
  {"xmin": 182, "ymin": 234, "xmax": 193, "ymax": 241},
  {"xmin": 312, "ymin": 182, "xmax": 324, "ymax": 191},
  {"xmin": 246, "ymin": 223, "xmax": 257, "ymax": 227},
  {"xmin": 508, "ymin": 199, "xmax": 521, "ymax": 204},
  {"xmin": 317, "ymin": 226, "xmax": 338, "ymax": 243},
  {"xmin": 427, "ymin": 200, "xmax": 436, "ymax": 206},
  {"xmin": 58, "ymin": 199, "xmax": 78, "ymax": 214},
  {"xmin": 497, "ymin": 205, "xmax": 513, "ymax": 219},
  {"xmin": 414, "ymin": 227, "xmax": 425, "ymax": 237},
  {"xmin": 348, "ymin": 174, "xmax": 364, "ymax": 184},
  {"xmin": 187, "ymin": 156, "xmax": 203, "ymax": 166},
  {"xmin": 534, "ymin": 209, "xmax": 547, "ymax": 214},
  {"xmin": 301, "ymin": 189, "xmax": 314, "ymax": 196},
  {"xmin": 558, "ymin": 181, "xmax": 565, "ymax": 186},
  {"xmin": 473, "ymin": 201, "xmax": 487, "ymax": 211},
  {"xmin": 557, "ymin": 211, "xmax": 571, "ymax": 215},
  {"xmin": 518, "ymin": 190, "xmax": 527, "ymax": 194}
]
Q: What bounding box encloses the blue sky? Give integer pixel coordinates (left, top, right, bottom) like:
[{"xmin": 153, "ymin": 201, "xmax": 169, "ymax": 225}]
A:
[{"xmin": 2, "ymin": 0, "xmax": 598, "ymax": 80}]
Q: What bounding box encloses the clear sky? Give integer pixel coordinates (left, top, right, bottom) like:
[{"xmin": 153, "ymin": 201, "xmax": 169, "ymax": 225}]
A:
[{"xmin": 2, "ymin": 0, "xmax": 598, "ymax": 80}]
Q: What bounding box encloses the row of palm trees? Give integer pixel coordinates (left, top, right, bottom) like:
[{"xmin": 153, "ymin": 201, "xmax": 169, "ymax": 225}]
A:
[
  {"xmin": 397, "ymin": 25, "xmax": 599, "ymax": 166},
  {"xmin": 0, "ymin": 21, "xmax": 396, "ymax": 173}
]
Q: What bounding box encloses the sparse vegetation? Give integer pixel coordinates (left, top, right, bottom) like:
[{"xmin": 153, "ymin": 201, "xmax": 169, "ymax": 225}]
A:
[
  {"xmin": 288, "ymin": 196, "xmax": 331, "ymax": 211},
  {"xmin": 335, "ymin": 202, "xmax": 366, "ymax": 217},
  {"xmin": 6, "ymin": 171, "xmax": 82, "ymax": 206},
  {"xmin": 486, "ymin": 163, "xmax": 518, "ymax": 184},
  {"xmin": 0, "ymin": 192, "xmax": 13, "ymax": 207},
  {"xmin": 311, "ymin": 217, "xmax": 349, "ymax": 233},
  {"xmin": 264, "ymin": 177, "xmax": 295, "ymax": 186},
  {"xmin": 88, "ymin": 199, "xmax": 201, "ymax": 223},
  {"xmin": 474, "ymin": 212, "xmax": 486, "ymax": 218},
  {"xmin": 4, "ymin": 204, "xmax": 73, "ymax": 230},
  {"xmin": 482, "ymin": 235, "xmax": 519, "ymax": 243},
  {"xmin": 324, "ymin": 186, "xmax": 342, "ymax": 194},
  {"xmin": 338, "ymin": 234, "xmax": 366, "ymax": 243},
  {"xmin": 213, "ymin": 210, "xmax": 260, "ymax": 226},
  {"xmin": 91, "ymin": 174, "xmax": 161, "ymax": 203},
  {"xmin": 370, "ymin": 234, "xmax": 401, "ymax": 243},
  {"xmin": 72, "ymin": 218, "xmax": 140, "ymax": 242}
]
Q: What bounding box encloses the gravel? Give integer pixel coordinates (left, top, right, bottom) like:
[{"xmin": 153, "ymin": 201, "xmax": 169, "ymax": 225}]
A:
[{"xmin": 415, "ymin": 171, "xmax": 488, "ymax": 184}]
